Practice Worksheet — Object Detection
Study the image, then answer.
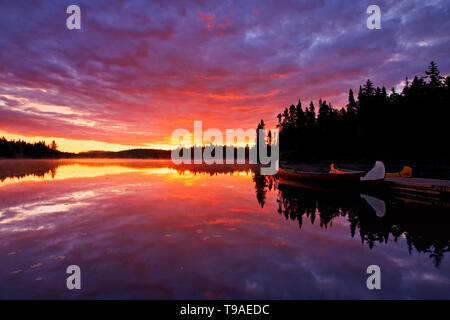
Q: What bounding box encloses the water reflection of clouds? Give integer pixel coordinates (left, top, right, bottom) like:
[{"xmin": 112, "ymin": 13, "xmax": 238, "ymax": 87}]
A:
[
  {"xmin": 0, "ymin": 189, "xmax": 97, "ymax": 222},
  {"xmin": 0, "ymin": 160, "xmax": 449, "ymax": 299}
]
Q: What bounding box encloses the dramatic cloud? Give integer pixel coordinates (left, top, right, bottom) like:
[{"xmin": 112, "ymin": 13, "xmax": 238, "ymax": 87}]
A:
[{"xmin": 0, "ymin": 0, "xmax": 449, "ymax": 151}]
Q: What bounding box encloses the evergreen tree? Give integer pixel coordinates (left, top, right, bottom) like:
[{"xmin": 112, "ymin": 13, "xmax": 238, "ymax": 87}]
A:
[
  {"xmin": 346, "ymin": 89, "xmax": 357, "ymax": 114},
  {"xmin": 273, "ymin": 61, "xmax": 449, "ymax": 163},
  {"xmin": 50, "ymin": 140, "xmax": 58, "ymax": 151},
  {"xmin": 425, "ymin": 61, "xmax": 443, "ymax": 88}
]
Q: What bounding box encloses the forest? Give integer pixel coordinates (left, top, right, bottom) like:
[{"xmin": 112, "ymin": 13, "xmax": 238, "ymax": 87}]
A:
[
  {"xmin": 0, "ymin": 139, "xmax": 172, "ymax": 159},
  {"xmin": 273, "ymin": 61, "xmax": 450, "ymax": 164},
  {"xmin": 0, "ymin": 138, "xmax": 73, "ymax": 158}
]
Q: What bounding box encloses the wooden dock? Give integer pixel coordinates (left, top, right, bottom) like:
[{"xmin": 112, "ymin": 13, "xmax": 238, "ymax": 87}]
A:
[{"xmin": 385, "ymin": 177, "xmax": 450, "ymax": 207}]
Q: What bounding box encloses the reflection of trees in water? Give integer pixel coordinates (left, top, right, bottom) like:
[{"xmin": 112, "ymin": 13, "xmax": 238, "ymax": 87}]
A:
[
  {"xmin": 276, "ymin": 184, "xmax": 356, "ymax": 230},
  {"xmin": 252, "ymin": 174, "xmax": 275, "ymax": 208},
  {"xmin": 345, "ymin": 200, "xmax": 449, "ymax": 267},
  {"xmin": 0, "ymin": 160, "xmax": 59, "ymax": 182},
  {"xmin": 3, "ymin": 161, "xmax": 448, "ymax": 267},
  {"xmin": 0, "ymin": 160, "xmax": 260, "ymax": 181},
  {"xmin": 253, "ymin": 176, "xmax": 450, "ymax": 267},
  {"xmin": 173, "ymin": 164, "xmax": 259, "ymax": 177}
]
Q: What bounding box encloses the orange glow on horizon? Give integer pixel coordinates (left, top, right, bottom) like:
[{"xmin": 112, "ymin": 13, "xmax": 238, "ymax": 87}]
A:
[
  {"xmin": 0, "ymin": 130, "xmax": 174, "ymax": 153},
  {"xmin": 0, "ymin": 160, "xmax": 254, "ymax": 187},
  {"xmin": 1, "ymin": 129, "xmax": 261, "ymax": 153}
]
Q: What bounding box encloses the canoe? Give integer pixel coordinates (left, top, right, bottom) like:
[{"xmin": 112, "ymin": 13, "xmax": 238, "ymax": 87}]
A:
[
  {"xmin": 330, "ymin": 164, "xmax": 413, "ymax": 178},
  {"xmin": 279, "ymin": 168, "xmax": 364, "ymax": 182},
  {"xmin": 278, "ymin": 161, "xmax": 386, "ymax": 192},
  {"xmin": 278, "ymin": 161, "xmax": 386, "ymax": 185}
]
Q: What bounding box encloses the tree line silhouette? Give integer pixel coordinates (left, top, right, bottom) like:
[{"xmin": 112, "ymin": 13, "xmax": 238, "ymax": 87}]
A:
[
  {"xmin": 0, "ymin": 138, "xmax": 173, "ymax": 159},
  {"xmin": 275, "ymin": 61, "xmax": 450, "ymax": 163},
  {"xmin": 0, "ymin": 137, "xmax": 73, "ymax": 158}
]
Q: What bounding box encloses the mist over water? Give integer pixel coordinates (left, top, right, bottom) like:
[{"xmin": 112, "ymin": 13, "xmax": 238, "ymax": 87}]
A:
[{"xmin": 0, "ymin": 159, "xmax": 449, "ymax": 299}]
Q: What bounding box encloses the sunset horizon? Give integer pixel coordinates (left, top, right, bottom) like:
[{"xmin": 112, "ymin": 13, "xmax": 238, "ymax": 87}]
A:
[
  {"xmin": 1, "ymin": 0, "xmax": 449, "ymax": 305},
  {"xmin": 1, "ymin": 1, "xmax": 449, "ymax": 153}
]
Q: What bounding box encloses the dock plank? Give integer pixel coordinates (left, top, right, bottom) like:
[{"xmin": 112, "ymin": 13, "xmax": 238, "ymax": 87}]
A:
[
  {"xmin": 385, "ymin": 177, "xmax": 450, "ymax": 188},
  {"xmin": 385, "ymin": 177, "xmax": 450, "ymax": 205}
]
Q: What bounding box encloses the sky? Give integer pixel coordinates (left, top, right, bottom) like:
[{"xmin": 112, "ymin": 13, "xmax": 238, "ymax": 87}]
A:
[{"xmin": 0, "ymin": 0, "xmax": 449, "ymax": 152}]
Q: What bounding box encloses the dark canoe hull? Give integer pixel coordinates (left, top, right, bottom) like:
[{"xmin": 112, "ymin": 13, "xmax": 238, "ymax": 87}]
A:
[
  {"xmin": 279, "ymin": 168, "xmax": 364, "ymax": 181},
  {"xmin": 277, "ymin": 168, "xmax": 384, "ymax": 191},
  {"xmin": 331, "ymin": 164, "xmax": 413, "ymax": 178}
]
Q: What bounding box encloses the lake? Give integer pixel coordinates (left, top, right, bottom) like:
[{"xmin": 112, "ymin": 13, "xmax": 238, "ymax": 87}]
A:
[{"xmin": 0, "ymin": 159, "xmax": 449, "ymax": 299}]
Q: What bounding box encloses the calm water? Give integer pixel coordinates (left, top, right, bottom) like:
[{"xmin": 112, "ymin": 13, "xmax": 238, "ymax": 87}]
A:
[{"xmin": 0, "ymin": 159, "xmax": 449, "ymax": 299}]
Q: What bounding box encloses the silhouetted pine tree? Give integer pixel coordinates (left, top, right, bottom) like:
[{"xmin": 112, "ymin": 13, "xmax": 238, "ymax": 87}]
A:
[{"xmin": 274, "ymin": 61, "xmax": 449, "ymax": 163}]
